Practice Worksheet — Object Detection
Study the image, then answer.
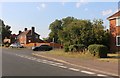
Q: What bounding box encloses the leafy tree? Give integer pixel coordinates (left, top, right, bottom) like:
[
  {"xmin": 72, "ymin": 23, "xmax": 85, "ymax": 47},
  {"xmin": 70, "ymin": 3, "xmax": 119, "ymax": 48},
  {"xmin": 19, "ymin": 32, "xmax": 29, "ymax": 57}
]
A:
[
  {"xmin": 48, "ymin": 17, "xmax": 110, "ymax": 52},
  {"xmin": 49, "ymin": 19, "xmax": 62, "ymax": 43},
  {"xmin": 0, "ymin": 19, "xmax": 12, "ymax": 43}
]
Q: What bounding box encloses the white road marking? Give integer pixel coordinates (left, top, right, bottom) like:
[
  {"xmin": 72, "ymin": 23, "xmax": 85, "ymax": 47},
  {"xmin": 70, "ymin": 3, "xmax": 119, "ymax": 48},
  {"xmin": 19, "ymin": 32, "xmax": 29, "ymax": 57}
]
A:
[
  {"xmin": 24, "ymin": 56, "xmax": 29, "ymax": 58},
  {"xmin": 54, "ymin": 63, "xmax": 63, "ymax": 65},
  {"xmin": 81, "ymin": 70, "xmax": 95, "ymax": 75},
  {"xmin": 49, "ymin": 63, "xmax": 58, "ymax": 66},
  {"xmin": 97, "ymin": 74, "xmax": 107, "ymax": 77},
  {"xmin": 15, "ymin": 54, "xmax": 109, "ymax": 77},
  {"xmin": 27, "ymin": 57, "xmax": 36, "ymax": 60},
  {"xmin": 20, "ymin": 55, "xmax": 24, "ymax": 58},
  {"xmin": 46, "ymin": 61, "xmax": 54, "ymax": 64},
  {"xmin": 58, "ymin": 65, "xmax": 67, "ymax": 69},
  {"xmin": 27, "ymin": 57, "xmax": 33, "ymax": 60},
  {"xmin": 36, "ymin": 59, "xmax": 42, "ymax": 62},
  {"xmin": 69, "ymin": 68, "xmax": 80, "ymax": 72},
  {"xmin": 42, "ymin": 60, "xmax": 47, "ymax": 61},
  {"xmin": 42, "ymin": 61, "xmax": 48, "ymax": 63}
]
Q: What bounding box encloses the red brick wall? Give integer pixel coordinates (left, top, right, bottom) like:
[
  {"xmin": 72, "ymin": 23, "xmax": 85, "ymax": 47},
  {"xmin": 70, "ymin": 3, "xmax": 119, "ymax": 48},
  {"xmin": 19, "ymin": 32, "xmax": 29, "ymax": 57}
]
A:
[
  {"xmin": 110, "ymin": 19, "xmax": 120, "ymax": 52},
  {"xmin": 18, "ymin": 36, "xmax": 26, "ymax": 45},
  {"xmin": 24, "ymin": 42, "xmax": 62, "ymax": 48}
]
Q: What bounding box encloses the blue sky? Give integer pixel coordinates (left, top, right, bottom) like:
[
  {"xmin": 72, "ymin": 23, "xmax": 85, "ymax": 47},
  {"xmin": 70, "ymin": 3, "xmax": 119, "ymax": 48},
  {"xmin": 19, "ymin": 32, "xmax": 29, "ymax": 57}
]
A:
[{"xmin": 1, "ymin": 2, "xmax": 119, "ymax": 38}]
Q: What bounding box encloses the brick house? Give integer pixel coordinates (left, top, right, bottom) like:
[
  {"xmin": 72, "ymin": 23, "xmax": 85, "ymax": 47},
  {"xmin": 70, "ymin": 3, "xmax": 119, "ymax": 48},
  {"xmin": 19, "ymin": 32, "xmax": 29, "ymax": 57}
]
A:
[
  {"xmin": 17, "ymin": 27, "xmax": 44, "ymax": 47},
  {"xmin": 107, "ymin": 11, "xmax": 120, "ymax": 52}
]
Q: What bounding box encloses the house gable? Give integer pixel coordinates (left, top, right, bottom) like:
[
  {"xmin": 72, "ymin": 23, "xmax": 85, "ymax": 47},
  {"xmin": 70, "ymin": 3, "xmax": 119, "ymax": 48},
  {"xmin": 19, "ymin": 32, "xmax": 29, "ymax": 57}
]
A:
[
  {"xmin": 108, "ymin": 10, "xmax": 120, "ymax": 52},
  {"xmin": 17, "ymin": 27, "xmax": 44, "ymax": 46}
]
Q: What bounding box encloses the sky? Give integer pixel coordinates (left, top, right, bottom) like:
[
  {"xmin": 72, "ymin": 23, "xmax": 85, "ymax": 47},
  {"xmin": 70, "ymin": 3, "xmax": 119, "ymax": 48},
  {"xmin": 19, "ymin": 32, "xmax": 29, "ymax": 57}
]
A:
[{"xmin": 0, "ymin": 1, "xmax": 119, "ymax": 39}]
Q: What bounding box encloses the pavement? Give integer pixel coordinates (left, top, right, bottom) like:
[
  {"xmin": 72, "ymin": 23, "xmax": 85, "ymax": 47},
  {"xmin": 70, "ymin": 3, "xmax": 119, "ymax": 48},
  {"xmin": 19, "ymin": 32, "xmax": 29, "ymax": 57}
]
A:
[{"xmin": 32, "ymin": 52, "xmax": 119, "ymax": 77}]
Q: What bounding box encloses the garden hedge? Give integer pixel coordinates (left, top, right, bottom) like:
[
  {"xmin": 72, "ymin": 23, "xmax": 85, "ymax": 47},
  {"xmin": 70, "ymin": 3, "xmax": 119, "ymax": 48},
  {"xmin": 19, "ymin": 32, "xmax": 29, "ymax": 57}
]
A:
[{"xmin": 88, "ymin": 44, "xmax": 108, "ymax": 58}]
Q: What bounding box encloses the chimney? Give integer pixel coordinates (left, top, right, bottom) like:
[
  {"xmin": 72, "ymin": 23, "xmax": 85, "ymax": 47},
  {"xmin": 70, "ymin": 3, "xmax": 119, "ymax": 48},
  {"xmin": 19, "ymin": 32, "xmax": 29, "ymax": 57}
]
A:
[
  {"xmin": 19, "ymin": 31, "xmax": 22, "ymax": 34},
  {"xmin": 24, "ymin": 28, "xmax": 27, "ymax": 31},
  {"xmin": 31, "ymin": 27, "xmax": 35, "ymax": 35}
]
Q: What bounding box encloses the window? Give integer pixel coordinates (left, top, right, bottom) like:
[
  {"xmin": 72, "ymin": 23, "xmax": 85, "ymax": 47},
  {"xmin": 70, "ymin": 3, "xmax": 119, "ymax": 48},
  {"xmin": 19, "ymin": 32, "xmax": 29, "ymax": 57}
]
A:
[
  {"xmin": 116, "ymin": 18, "xmax": 120, "ymax": 26},
  {"xmin": 116, "ymin": 36, "xmax": 120, "ymax": 46},
  {"xmin": 20, "ymin": 36, "xmax": 23, "ymax": 39}
]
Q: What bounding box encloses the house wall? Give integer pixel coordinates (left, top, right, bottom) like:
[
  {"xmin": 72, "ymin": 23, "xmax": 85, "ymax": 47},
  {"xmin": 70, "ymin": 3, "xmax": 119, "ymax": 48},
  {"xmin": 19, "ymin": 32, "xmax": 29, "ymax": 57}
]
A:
[
  {"xmin": 26, "ymin": 32, "xmax": 41, "ymax": 44},
  {"xmin": 110, "ymin": 19, "xmax": 120, "ymax": 52},
  {"xmin": 18, "ymin": 35, "xmax": 26, "ymax": 45},
  {"xmin": 24, "ymin": 42, "xmax": 62, "ymax": 48}
]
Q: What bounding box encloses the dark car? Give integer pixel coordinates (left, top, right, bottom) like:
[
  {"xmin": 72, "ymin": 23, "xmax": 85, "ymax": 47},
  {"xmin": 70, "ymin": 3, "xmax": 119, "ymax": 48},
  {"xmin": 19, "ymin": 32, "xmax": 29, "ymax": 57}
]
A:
[{"xmin": 32, "ymin": 45, "xmax": 53, "ymax": 51}]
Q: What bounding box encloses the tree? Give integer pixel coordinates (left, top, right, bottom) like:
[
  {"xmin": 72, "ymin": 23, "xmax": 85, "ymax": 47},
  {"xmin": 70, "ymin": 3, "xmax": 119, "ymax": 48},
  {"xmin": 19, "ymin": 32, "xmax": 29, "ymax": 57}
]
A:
[
  {"xmin": 0, "ymin": 19, "xmax": 12, "ymax": 43},
  {"xmin": 92, "ymin": 19, "xmax": 109, "ymax": 46},
  {"xmin": 49, "ymin": 19, "xmax": 62, "ymax": 43},
  {"xmin": 48, "ymin": 17, "xmax": 110, "ymax": 52},
  {"xmin": 58, "ymin": 19, "xmax": 93, "ymax": 46}
]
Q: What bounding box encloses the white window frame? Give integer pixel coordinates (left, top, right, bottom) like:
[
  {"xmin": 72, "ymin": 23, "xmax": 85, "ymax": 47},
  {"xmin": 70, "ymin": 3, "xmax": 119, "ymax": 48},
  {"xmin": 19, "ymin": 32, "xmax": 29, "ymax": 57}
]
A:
[
  {"xmin": 116, "ymin": 17, "xmax": 120, "ymax": 26},
  {"xmin": 116, "ymin": 36, "xmax": 120, "ymax": 46}
]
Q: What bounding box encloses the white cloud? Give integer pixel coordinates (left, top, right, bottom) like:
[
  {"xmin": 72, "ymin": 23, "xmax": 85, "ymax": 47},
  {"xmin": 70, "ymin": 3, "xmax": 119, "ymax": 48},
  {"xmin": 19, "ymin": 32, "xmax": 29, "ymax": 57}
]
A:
[
  {"xmin": 76, "ymin": 0, "xmax": 88, "ymax": 8},
  {"xmin": 62, "ymin": 2, "xmax": 65, "ymax": 6},
  {"xmin": 61, "ymin": 0, "xmax": 68, "ymax": 6},
  {"xmin": 76, "ymin": 2, "xmax": 81, "ymax": 8},
  {"xmin": 41, "ymin": 3, "xmax": 46, "ymax": 8},
  {"xmin": 37, "ymin": 3, "xmax": 46, "ymax": 11},
  {"xmin": 102, "ymin": 9, "xmax": 112, "ymax": 16}
]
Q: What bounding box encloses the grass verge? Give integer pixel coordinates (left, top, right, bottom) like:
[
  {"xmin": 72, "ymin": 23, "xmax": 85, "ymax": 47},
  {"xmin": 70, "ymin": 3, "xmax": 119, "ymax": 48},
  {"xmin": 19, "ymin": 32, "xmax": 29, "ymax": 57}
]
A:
[
  {"xmin": 44, "ymin": 49, "xmax": 119, "ymax": 63},
  {"xmin": 45, "ymin": 49, "xmax": 94, "ymax": 59}
]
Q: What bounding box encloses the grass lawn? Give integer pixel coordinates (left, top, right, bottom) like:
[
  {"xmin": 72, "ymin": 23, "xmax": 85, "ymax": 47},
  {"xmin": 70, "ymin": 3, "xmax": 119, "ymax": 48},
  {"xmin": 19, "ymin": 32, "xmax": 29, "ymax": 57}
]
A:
[
  {"xmin": 98, "ymin": 53, "xmax": 119, "ymax": 63},
  {"xmin": 45, "ymin": 49, "xmax": 119, "ymax": 63},
  {"xmin": 46, "ymin": 49, "xmax": 95, "ymax": 59}
]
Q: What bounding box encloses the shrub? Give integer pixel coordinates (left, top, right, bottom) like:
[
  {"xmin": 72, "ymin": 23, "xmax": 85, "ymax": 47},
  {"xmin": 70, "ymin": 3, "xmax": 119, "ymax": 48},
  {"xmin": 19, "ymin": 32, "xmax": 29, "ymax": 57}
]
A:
[
  {"xmin": 69, "ymin": 44, "xmax": 86, "ymax": 52},
  {"xmin": 77, "ymin": 44, "xmax": 86, "ymax": 52},
  {"xmin": 64, "ymin": 45, "xmax": 69, "ymax": 52},
  {"xmin": 88, "ymin": 44, "xmax": 108, "ymax": 58},
  {"xmin": 69, "ymin": 45, "xmax": 77, "ymax": 52}
]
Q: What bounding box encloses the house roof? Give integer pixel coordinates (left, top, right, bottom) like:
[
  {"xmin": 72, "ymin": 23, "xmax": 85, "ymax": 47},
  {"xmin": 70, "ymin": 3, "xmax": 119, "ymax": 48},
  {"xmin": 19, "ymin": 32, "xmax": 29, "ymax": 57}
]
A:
[
  {"xmin": 18, "ymin": 30, "xmax": 40, "ymax": 37},
  {"xmin": 20, "ymin": 30, "xmax": 30, "ymax": 36},
  {"xmin": 107, "ymin": 10, "xmax": 120, "ymax": 20}
]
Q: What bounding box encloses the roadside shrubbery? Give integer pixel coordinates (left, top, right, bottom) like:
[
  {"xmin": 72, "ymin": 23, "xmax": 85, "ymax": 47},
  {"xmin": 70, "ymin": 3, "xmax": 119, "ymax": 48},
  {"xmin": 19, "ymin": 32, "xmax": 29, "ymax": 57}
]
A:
[
  {"xmin": 64, "ymin": 44, "xmax": 86, "ymax": 53},
  {"xmin": 88, "ymin": 44, "xmax": 108, "ymax": 58}
]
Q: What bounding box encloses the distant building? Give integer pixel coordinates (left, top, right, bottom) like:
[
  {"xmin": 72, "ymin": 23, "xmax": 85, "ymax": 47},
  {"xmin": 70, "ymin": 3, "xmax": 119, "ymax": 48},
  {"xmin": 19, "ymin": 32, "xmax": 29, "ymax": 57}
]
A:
[
  {"xmin": 17, "ymin": 27, "xmax": 44, "ymax": 47},
  {"xmin": 3, "ymin": 37, "xmax": 11, "ymax": 44},
  {"xmin": 107, "ymin": 10, "xmax": 120, "ymax": 52}
]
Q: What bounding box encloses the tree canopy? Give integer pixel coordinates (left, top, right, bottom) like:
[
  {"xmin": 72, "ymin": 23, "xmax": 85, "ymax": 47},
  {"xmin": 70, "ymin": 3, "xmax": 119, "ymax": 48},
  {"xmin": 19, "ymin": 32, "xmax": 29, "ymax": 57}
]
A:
[
  {"xmin": 48, "ymin": 17, "xmax": 109, "ymax": 51},
  {"xmin": 0, "ymin": 19, "xmax": 12, "ymax": 43}
]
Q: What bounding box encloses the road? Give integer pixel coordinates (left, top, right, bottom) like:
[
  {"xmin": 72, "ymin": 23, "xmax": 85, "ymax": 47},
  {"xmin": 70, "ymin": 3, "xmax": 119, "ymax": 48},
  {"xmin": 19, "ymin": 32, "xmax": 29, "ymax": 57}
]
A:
[{"xmin": 2, "ymin": 48, "xmax": 115, "ymax": 77}]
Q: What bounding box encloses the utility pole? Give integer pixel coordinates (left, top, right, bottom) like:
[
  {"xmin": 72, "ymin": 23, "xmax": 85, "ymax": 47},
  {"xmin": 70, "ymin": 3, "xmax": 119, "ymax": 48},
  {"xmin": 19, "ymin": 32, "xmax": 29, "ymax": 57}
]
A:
[{"xmin": 53, "ymin": 38, "xmax": 54, "ymax": 50}]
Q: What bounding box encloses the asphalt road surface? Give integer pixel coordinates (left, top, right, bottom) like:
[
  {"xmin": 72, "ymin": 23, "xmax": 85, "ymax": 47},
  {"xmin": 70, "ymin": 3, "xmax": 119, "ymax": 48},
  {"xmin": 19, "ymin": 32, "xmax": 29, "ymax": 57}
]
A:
[{"xmin": 2, "ymin": 48, "xmax": 115, "ymax": 78}]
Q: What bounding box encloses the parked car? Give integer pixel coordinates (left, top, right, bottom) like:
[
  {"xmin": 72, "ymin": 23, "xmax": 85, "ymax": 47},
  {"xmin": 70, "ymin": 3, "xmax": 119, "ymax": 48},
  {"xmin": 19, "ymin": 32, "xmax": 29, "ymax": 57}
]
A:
[
  {"xmin": 10, "ymin": 43, "xmax": 24, "ymax": 48},
  {"xmin": 32, "ymin": 45, "xmax": 53, "ymax": 51}
]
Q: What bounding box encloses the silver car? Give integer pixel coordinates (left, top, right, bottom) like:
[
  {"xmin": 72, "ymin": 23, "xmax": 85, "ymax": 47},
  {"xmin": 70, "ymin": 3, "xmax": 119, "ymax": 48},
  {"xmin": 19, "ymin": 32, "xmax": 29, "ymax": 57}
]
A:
[{"xmin": 10, "ymin": 43, "xmax": 23, "ymax": 48}]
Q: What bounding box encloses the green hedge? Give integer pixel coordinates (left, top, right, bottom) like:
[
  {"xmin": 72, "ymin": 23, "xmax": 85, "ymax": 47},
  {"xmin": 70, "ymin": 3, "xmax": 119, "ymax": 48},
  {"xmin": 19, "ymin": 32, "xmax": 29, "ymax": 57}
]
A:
[
  {"xmin": 88, "ymin": 44, "xmax": 108, "ymax": 58},
  {"xmin": 69, "ymin": 44, "xmax": 86, "ymax": 52},
  {"xmin": 64, "ymin": 45, "xmax": 69, "ymax": 52}
]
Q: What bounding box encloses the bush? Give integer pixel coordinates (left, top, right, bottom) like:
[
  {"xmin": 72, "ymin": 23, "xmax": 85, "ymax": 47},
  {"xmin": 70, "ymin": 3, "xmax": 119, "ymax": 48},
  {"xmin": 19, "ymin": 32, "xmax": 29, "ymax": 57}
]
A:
[
  {"xmin": 69, "ymin": 45, "xmax": 77, "ymax": 52},
  {"xmin": 69, "ymin": 44, "xmax": 86, "ymax": 52},
  {"xmin": 88, "ymin": 44, "xmax": 108, "ymax": 58},
  {"xmin": 64, "ymin": 45, "xmax": 69, "ymax": 52}
]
